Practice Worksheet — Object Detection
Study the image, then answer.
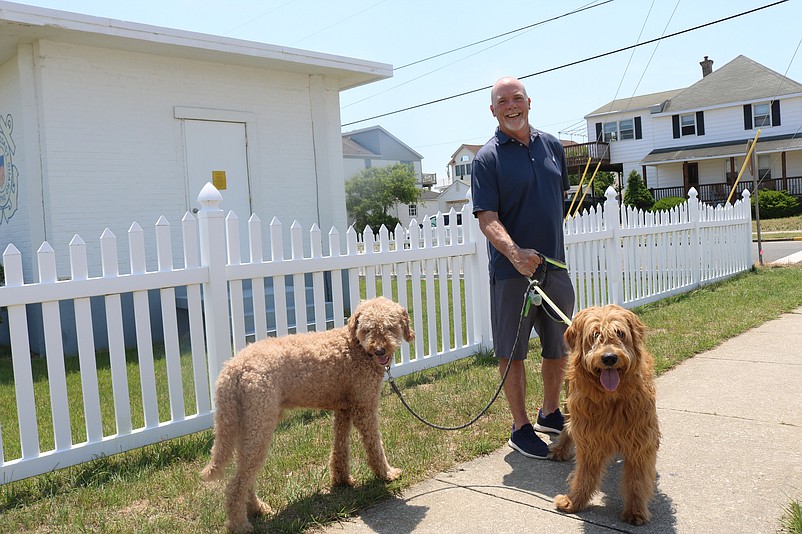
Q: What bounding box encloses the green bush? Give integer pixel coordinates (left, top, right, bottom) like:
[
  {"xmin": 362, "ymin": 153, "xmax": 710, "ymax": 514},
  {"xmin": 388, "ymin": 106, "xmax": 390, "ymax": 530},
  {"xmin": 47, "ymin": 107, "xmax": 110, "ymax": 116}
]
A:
[
  {"xmin": 751, "ymin": 189, "xmax": 801, "ymax": 219},
  {"xmin": 623, "ymin": 170, "xmax": 654, "ymax": 210},
  {"xmin": 652, "ymin": 196, "xmax": 686, "ymax": 212}
]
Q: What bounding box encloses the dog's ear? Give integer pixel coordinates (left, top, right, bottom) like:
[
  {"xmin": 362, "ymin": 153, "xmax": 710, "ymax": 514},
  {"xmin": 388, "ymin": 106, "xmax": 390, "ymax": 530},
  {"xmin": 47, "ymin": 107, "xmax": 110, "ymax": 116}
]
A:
[
  {"xmin": 348, "ymin": 306, "xmax": 361, "ymax": 338},
  {"xmin": 400, "ymin": 308, "xmax": 415, "ymax": 342},
  {"xmin": 564, "ymin": 308, "xmax": 585, "ymax": 349},
  {"xmin": 625, "ymin": 309, "xmax": 647, "ymax": 345}
]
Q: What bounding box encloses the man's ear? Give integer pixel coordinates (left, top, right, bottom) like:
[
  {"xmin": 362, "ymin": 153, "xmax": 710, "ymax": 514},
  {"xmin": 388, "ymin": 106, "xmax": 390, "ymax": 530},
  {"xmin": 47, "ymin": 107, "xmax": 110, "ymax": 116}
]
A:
[{"xmin": 490, "ymin": 104, "xmax": 497, "ymax": 117}]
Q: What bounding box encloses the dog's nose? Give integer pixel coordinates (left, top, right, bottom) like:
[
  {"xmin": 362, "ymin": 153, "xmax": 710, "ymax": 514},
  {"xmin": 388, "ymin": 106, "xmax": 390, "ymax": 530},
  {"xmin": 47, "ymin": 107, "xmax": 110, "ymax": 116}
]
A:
[
  {"xmin": 374, "ymin": 348, "xmax": 386, "ymax": 357},
  {"xmin": 601, "ymin": 353, "xmax": 617, "ymax": 367}
]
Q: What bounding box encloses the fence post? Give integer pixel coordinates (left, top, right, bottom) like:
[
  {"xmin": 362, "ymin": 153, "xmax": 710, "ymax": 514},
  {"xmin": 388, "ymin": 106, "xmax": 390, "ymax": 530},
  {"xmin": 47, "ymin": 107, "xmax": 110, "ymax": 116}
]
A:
[
  {"xmin": 688, "ymin": 188, "xmax": 701, "ymax": 286},
  {"xmin": 197, "ymin": 183, "xmax": 231, "ymax": 405},
  {"xmin": 464, "ymin": 197, "xmax": 491, "ymax": 349},
  {"xmin": 602, "ymin": 186, "xmax": 623, "ymax": 305}
]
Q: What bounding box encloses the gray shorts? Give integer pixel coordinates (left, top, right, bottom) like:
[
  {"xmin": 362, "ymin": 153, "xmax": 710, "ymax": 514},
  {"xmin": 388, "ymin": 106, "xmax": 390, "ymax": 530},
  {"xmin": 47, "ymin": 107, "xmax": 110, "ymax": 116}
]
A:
[{"xmin": 490, "ymin": 269, "xmax": 575, "ymax": 360}]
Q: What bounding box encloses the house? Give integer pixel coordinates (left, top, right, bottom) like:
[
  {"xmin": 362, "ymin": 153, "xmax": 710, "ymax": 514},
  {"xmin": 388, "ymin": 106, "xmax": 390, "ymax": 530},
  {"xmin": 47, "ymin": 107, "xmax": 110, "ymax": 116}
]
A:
[
  {"xmin": 577, "ymin": 55, "xmax": 802, "ymax": 204},
  {"xmin": 342, "ymin": 125, "xmax": 436, "ymax": 229},
  {"xmin": 447, "ymin": 144, "xmax": 483, "ymax": 186},
  {"xmin": 0, "ymin": 1, "xmax": 391, "ymax": 352}
]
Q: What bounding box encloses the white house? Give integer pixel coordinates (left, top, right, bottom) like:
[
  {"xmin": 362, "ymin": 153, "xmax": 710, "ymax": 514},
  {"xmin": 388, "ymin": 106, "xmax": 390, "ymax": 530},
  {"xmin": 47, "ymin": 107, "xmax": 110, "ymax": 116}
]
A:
[
  {"xmin": 447, "ymin": 144, "xmax": 483, "ymax": 187},
  {"xmin": 342, "ymin": 125, "xmax": 441, "ymax": 229},
  {"xmin": 583, "ymin": 55, "xmax": 802, "ymax": 204},
  {"xmin": 0, "ymin": 1, "xmax": 391, "ymax": 279},
  {"xmin": 0, "ymin": 1, "xmax": 391, "ymax": 352}
]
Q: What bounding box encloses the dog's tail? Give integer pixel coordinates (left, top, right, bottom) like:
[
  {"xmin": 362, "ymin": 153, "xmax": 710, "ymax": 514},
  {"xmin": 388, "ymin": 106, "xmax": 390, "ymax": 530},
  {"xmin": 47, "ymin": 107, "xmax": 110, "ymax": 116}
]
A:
[{"xmin": 200, "ymin": 366, "xmax": 240, "ymax": 482}]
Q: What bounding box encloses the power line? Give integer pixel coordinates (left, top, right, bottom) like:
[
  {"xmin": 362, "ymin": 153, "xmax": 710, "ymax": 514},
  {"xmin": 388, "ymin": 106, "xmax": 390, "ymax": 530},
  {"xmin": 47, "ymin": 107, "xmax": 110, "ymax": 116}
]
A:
[
  {"xmin": 342, "ymin": 0, "xmax": 789, "ymax": 128},
  {"xmin": 394, "ymin": 0, "xmax": 613, "ymax": 71}
]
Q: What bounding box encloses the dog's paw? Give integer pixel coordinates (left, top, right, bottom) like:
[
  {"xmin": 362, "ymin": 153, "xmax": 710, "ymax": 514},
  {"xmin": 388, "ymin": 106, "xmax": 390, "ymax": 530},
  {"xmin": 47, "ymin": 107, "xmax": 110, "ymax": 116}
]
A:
[
  {"xmin": 554, "ymin": 494, "xmax": 580, "ymax": 514},
  {"xmin": 332, "ymin": 474, "xmax": 356, "ymax": 487},
  {"xmin": 549, "ymin": 445, "xmax": 571, "ymax": 462},
  {"xmin": 621, "ymin": 508, "xmax": 651, "ymax": 525},
  {"xmin": 247, "ymin": 498, "xmax": 271, "ymax": 517},
  {"xmin": 383, "ymin": 467, "xmax": 402, "ymax": 481}
]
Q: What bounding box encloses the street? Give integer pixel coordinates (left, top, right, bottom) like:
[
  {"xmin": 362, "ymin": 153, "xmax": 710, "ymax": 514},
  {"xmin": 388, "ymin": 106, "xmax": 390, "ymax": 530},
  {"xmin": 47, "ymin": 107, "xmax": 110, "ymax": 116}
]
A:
[{"xmin": 752, "ymin": 238, "xmax": 802, "ymax": 264}]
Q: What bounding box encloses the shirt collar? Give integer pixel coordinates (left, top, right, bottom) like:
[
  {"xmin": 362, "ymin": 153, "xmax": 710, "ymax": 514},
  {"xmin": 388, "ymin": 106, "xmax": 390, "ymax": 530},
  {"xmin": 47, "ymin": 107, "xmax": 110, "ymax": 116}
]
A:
[{"xmin": 496, "ymin": 125, "xmax": 539, "ymax": 145}]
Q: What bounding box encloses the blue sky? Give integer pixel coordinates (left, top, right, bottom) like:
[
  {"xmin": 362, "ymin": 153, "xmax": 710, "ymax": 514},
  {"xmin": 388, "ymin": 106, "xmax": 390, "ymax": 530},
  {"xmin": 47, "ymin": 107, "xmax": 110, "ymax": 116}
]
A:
[{"xmin": 17, "ymin": 0, "xmax": 802, "ymax": 182}]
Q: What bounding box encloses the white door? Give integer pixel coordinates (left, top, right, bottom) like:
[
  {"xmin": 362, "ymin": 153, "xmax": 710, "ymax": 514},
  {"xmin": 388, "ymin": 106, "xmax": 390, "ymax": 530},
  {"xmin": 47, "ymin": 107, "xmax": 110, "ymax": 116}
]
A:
[{"xmin": 184, "ymin": 119, "xmax": 251, "ymax": 221}]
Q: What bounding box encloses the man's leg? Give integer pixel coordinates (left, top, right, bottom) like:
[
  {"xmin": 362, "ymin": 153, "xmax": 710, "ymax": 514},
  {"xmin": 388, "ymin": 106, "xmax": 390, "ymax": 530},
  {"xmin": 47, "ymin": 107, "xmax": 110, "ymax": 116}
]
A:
[
  {"xmin": 540, "ymin": 356, "xmax": 566, "ymax": 415},
  {"xmin": 499, "ymin": 358, "xmax": 529, "ymax": 429}
]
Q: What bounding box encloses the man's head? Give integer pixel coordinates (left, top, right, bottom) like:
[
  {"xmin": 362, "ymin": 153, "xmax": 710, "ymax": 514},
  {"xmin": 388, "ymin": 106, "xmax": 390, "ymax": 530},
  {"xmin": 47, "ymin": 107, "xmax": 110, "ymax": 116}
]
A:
[{"xmin": 490, "ymin": 77, "xmax": 531, "ymax": 142}]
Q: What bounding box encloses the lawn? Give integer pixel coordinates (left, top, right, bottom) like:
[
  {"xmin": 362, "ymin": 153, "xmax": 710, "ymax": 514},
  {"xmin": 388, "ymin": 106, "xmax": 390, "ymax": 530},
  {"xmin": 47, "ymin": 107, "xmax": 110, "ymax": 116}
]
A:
[
  {"xmin": 752, "ymin": 213, "xmax": 802, "ymax": 240},
  {"xmin": 1, "ymin": 265, "xmax": 801, "ymax": 532}
]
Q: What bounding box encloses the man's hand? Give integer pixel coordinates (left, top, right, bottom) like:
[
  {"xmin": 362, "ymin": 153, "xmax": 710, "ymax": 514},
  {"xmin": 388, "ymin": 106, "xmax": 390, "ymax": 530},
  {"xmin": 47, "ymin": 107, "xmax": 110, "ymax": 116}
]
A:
[
  {"xmin": 511, "ymin": 246, "xmax": 542, "ymax": 278},
  {"xmin": 477, "ymin": 210, "xmax": 542, "ymax": 278}
]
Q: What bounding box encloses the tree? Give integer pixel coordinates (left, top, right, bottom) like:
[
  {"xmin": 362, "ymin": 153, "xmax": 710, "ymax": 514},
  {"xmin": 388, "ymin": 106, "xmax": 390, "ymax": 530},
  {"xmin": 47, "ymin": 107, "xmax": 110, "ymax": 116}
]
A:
[
  {"xmin": 345, "ymin": 163, "xmax": 421, "ymax": 233},
  {"xmin": 623, "ymin": 169, "xmax": 654, "ymax": 210},
  {"xmin": 593, "ymin": 171, "xmax": 616, "ymax": 197}
]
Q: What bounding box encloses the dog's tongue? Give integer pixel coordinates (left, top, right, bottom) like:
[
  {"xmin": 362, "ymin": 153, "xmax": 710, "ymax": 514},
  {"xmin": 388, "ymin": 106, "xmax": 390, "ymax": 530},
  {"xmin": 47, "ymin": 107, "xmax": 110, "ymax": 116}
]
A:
[{"xmin": 600, "ymin": 369, "xmax": 620, "ymax": 392}]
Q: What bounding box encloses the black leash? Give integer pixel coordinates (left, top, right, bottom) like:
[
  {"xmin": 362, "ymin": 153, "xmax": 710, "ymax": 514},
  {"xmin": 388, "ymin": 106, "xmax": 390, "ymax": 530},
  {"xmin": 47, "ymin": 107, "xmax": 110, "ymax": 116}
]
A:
[{"xmin": 387, "ymin": 257, "xmax": 562, "ymax": 430}]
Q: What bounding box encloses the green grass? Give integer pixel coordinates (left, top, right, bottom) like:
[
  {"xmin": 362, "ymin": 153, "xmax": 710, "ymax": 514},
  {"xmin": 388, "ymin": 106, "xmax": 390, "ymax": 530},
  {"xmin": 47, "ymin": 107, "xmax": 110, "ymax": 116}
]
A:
[
  {"xmin": 781, "ymin": 499, "xmax": 802, "ymax": 534},
  {"xmin": 1, "ymin": 265, "xmax": 802, "ymax": 532},
  {"xmin": 752, "ymin": 213, "xmax": 802, "ymax": 240}
]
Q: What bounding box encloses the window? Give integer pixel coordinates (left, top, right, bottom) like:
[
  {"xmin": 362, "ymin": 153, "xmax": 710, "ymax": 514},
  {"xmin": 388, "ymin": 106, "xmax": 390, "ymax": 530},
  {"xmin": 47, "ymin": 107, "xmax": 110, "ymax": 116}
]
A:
[
  {"xmin": 364, "ymin": 159, "xmax": 372, "ymax": 168},
  {"xmin": 409, "ymin": 204, "xmax": 418, "ymax": 217},
  {"xmin": 619, "ymin": 119, "xmax": 634, "ymax": 140},
  {"xmin": 465, "ymin": 162, "xmax": 472, "ymax": 176},
  {"xmin": 455, "ymin": 164, "xmax": 464, "ymax": 177},
  {"xmin": 753, "ymin": 103, "xmax": 771, "ymax": 127},
  {"xmin": 680, "ymin": 114, "xmax": 696, "ymax": 136},
  {"xmin": 757, "ymin": 154, "xmax": 772, "ymax": 180},
  {"xmin": 603, "ymin": 122, "xmax": 617, "ymax": 142},
  {"xmin": 460, "ymin": 155, "xmax": 470, "ymax": 162}
]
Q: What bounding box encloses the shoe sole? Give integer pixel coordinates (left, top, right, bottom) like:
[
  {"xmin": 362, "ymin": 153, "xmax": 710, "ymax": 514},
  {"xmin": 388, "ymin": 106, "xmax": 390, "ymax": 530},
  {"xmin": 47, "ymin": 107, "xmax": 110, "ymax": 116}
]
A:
[
  {"xmin": 507, "ymin": 438, "xmax": 549, "ymax": 459},
  {"xmin": 533, "ymin": 423, "xmax": 562, "ymax": 435}
]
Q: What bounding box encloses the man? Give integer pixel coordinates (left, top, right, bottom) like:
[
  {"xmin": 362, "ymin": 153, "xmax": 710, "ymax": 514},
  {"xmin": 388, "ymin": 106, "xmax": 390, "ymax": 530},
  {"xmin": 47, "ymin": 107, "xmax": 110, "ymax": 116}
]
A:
[{"xmin": 471, "ymin": 77, "xmax": 575, "ymax": 459}]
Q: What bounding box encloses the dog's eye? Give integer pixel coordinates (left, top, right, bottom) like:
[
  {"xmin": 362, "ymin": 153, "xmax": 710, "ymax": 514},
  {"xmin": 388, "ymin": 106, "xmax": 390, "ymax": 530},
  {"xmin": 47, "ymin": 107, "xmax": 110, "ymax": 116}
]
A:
[
  {"xmin": 616, "ymin": 329, "xmax": 625, "ymax": 339},
  {"xmin": 592, "ymin": 331, "xmax": 601, "ymax": 340}
]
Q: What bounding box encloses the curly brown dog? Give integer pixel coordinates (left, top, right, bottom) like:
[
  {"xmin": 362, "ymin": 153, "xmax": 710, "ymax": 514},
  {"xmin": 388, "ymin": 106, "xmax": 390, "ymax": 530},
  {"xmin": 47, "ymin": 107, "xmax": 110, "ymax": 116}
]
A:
[
  {"xmin": 201, "ymin": 297, "xmax": 414, "ymax": 533},
  {"xmin": 550, "ymin": 304, "xmax": 660, "ymax": 525}
]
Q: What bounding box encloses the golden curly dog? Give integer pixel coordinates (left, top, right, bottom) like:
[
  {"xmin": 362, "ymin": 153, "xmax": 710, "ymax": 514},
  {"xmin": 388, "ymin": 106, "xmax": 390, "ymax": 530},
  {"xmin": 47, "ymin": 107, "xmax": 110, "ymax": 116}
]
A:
[
  {"xmin": 550, "ymin": 304, "xmax": 660, "ymax": 525},
  {"xmin": 201, "ymin": 297, "xmax": 414, "ymax": 533}
]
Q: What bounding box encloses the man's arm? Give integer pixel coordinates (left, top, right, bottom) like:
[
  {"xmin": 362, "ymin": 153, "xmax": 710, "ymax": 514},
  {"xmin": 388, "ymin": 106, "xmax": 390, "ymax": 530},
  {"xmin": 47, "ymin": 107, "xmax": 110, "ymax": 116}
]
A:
[{"xmin": 476, "ymin": 210, "xmax": 542, "ymax": 278}]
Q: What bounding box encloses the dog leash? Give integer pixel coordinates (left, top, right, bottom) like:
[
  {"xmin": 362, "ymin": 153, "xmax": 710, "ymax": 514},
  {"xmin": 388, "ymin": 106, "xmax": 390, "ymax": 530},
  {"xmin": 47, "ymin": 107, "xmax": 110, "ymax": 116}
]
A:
[{"xmin": 387, "ymin": 254, "xmax": 570, "ymax": 430}]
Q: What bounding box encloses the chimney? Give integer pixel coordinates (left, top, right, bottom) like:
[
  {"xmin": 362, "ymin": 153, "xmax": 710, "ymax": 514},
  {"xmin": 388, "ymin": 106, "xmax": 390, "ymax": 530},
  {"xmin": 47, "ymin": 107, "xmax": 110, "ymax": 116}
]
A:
[{"xmin": 700, "ymin": 56, "xmax": 714, "ymax": 77}]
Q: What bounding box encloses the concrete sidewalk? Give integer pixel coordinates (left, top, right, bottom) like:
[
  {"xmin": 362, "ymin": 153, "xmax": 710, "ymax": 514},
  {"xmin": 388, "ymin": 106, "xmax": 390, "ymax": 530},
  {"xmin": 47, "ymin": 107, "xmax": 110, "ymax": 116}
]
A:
[{"xmin": 323, "ymin": 307, "xmax": 802, "ymax": 534}]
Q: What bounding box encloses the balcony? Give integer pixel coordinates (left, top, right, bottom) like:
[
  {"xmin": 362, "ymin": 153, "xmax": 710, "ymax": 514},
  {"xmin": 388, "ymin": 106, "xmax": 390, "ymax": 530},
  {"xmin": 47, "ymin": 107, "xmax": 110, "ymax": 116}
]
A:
[
  {"xmin": 421, "ymin": 173, "xmax": 437, "ymax": 187},
  {"xmin": 563, "ymin": 141, "xmax": 617, "ymax": 175}
]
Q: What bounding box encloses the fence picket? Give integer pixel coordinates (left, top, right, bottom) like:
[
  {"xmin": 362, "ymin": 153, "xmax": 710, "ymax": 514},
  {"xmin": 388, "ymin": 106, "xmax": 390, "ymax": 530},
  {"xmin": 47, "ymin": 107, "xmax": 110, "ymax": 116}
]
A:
[
  {"xmin": 3, "ymin": 244, "xmax": 40, "ymax": 460},
  {"xmin": 248, "ymin": 214, "xmax": 268, "ymax": 341},
  {"xmin": 181, "ymin": 213, "xmax": 210, "ymax": 415},
  {"xmin": 100, "ymin": 229, "xmax": 133, "ymax": 435},
  {"xmin": 156, "ymin": 217, "xmax": 185, "ymax": 422},
  {"xmin": 69, "ymin": 235, "xmax": 103, "ymax": 443},
  {"xmin": 270, "ymin": 217, "xmax": 289, "ymax": 337},
  {"xmin": 290, "ymin": 221, "xmax": 307, "ymax": 333}
]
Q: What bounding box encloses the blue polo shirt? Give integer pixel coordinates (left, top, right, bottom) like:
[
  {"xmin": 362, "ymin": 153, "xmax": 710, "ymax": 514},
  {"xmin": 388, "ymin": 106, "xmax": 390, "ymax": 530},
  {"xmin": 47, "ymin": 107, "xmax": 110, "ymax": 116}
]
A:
[{"xmin": 471, "ymin": 126, "xmax": 569, "ymax": 280}]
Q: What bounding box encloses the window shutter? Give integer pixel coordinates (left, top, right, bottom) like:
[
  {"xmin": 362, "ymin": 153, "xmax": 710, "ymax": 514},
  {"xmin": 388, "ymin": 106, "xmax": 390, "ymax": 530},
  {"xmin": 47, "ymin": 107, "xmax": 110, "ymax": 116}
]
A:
[
  {"xmin": 672, "ymin": 115, "xmax": 680, "ymax": 139},
  {"xmin": 771, "ymin": 100, "xmax": 781, "ymax": 126},
  {"xmin": 696, "ymin": 111, "xmax": 705, "ymax": 136},
  {"xmin": 743, "ymin": 104, "xmax": 753, "ymax": 130},
  {"xmin": 634, "ymin": 116, "xmax": 642, "ymax": 140},
  {"xmin": 595, "ymin": 122, "xmax": 603, "ymax": 142}
]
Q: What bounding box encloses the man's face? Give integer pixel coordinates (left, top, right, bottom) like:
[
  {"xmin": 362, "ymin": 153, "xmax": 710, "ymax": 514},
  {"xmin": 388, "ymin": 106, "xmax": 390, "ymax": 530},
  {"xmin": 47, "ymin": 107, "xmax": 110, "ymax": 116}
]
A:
[{"xmin": 490, "ymin": 80, "xmax": 530, "ymax": 137}]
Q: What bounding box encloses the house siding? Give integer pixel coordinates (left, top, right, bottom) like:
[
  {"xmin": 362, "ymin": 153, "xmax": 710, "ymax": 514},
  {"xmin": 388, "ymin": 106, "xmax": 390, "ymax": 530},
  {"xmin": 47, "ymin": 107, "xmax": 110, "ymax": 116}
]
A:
[{"xmin": 4, "ymin": 39, "xmax": 347, "ymax": 278}]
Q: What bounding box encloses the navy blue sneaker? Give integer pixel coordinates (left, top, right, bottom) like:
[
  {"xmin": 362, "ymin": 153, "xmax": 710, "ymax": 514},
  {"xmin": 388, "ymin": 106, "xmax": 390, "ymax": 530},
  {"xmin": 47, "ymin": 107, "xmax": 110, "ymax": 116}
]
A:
[
  {"xmin": 508, "ymin": 423, "xmax": 549, "ymax": 459},
  {"xmin": 534, "ymin": 408, "xmax": 564, "ymax": 435}
]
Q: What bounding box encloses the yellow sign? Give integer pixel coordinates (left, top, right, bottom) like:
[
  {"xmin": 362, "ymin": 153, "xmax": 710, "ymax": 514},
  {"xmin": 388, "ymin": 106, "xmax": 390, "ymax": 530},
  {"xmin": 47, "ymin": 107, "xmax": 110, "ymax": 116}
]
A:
[{"xmin": 212, "ymin": 170, "xmax": 227, "ymax": 190}]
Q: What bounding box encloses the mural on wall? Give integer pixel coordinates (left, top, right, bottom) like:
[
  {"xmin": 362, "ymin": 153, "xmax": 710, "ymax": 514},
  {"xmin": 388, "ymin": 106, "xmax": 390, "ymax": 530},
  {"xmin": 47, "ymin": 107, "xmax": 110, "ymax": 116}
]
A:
[{"xmin": 0, "ymin": 113, "xmax": 19, "ymax": 224}]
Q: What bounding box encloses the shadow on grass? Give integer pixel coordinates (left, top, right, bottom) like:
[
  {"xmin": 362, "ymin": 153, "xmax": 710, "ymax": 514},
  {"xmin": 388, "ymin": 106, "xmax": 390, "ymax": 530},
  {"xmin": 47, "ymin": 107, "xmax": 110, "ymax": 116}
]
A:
[{"xmin": 252, "ymin": 478, "xmax": 398, "ymax": 533}]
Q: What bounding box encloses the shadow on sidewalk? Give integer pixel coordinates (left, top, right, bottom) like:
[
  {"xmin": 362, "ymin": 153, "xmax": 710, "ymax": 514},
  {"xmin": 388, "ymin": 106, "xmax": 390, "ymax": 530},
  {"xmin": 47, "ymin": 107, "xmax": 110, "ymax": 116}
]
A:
[{"xmin": 502, "ymin": 449, "xmax": 677, "ymax": 533}]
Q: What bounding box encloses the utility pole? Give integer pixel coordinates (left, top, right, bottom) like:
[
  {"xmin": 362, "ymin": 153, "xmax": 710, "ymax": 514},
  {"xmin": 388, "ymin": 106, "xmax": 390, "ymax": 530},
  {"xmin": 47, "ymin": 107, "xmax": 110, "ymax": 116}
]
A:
[{"xmin": 752, "ymin": 147, "xmax": 764, "ymax": 266}]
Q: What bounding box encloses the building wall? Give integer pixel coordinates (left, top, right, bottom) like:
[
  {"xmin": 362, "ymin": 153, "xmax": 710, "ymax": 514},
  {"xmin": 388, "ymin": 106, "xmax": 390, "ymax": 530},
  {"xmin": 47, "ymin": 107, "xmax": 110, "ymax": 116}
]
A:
[
  {"xmin": 0, "ymin": 49, "xmax": 30, "ymax": 269},
  {"xmin": 11, "ymin": 39, "xmax": 346, "ymax": 277}
]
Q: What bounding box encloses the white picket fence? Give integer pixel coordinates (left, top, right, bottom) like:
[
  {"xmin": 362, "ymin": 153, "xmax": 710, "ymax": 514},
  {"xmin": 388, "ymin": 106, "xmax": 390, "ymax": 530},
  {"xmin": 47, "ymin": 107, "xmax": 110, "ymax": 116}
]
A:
[{"xmin": 0, "ymin": 185, "xmax": 752, "ymax": 484}]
